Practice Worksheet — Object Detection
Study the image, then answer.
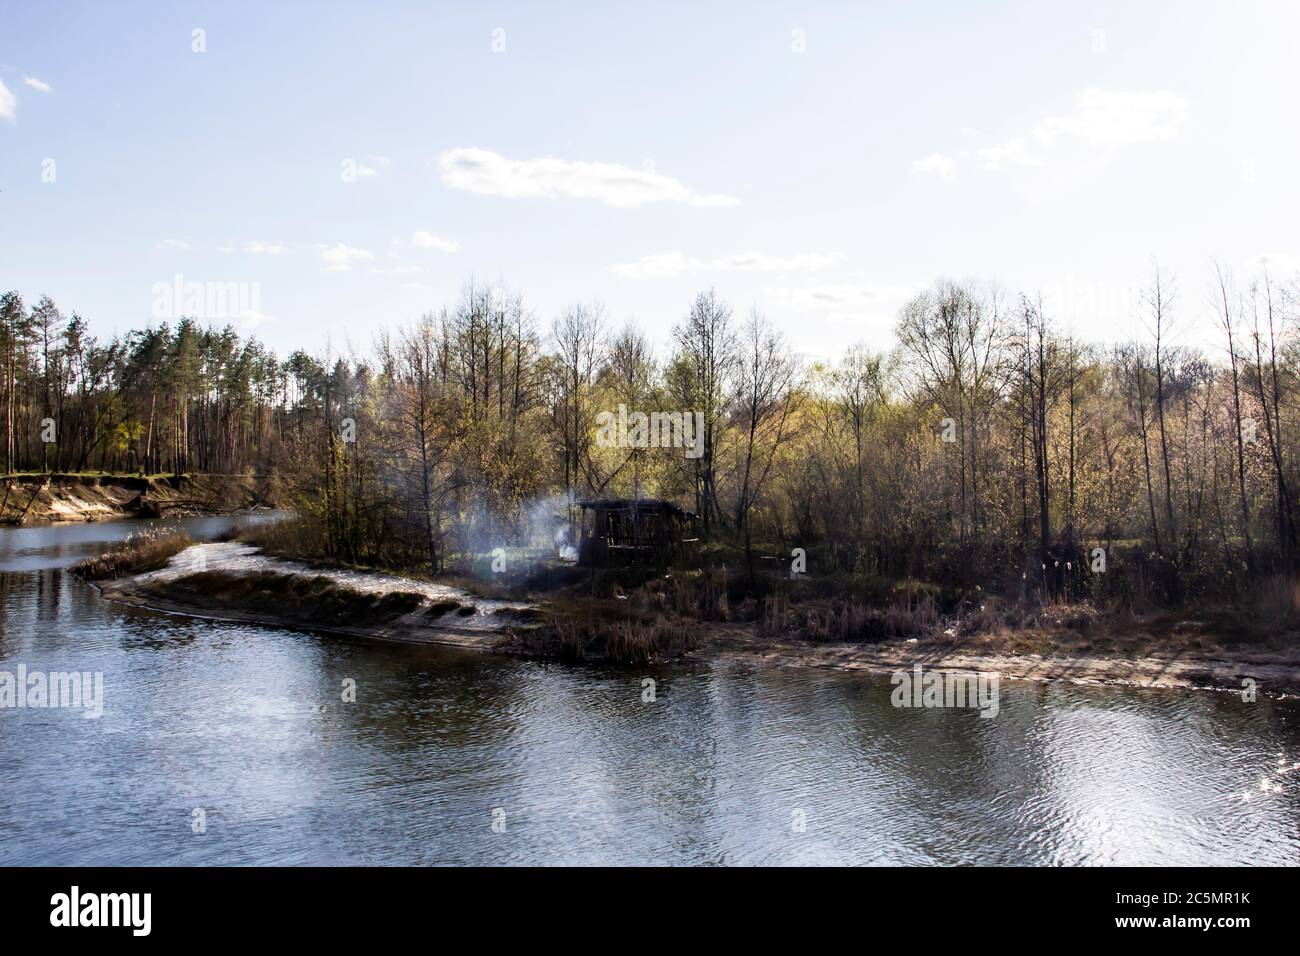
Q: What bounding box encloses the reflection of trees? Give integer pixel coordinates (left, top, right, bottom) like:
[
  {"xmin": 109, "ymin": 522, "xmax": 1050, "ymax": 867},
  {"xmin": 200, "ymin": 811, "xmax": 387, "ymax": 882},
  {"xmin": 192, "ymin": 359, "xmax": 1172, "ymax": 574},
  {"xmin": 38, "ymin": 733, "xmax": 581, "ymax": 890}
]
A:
[
  {"xmin": 805, "ymin": 669, "xmax": 1045, "ymax": 864},
  {"xmin": 0, "ymin": 573, "xmax": 15, "ymax": 655},
  {"xmin": 327, "ymin": 643, "xmax": 527, "ymax": 760}
]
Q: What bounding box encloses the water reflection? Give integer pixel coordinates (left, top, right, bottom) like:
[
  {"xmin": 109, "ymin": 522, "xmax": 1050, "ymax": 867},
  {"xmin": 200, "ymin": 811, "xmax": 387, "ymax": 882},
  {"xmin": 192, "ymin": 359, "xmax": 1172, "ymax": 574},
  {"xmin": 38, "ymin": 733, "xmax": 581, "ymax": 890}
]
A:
[{"xmin": 1, "ymin": 517, "xmax": 1297, "ymax": 865}]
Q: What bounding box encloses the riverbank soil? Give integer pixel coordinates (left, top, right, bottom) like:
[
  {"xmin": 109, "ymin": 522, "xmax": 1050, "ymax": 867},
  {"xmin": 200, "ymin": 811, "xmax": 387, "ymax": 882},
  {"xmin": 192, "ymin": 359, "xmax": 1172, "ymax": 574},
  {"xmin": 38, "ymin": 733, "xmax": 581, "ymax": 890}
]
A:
[
  {"xmin": 470, "ymin": 565, "xmax": 1300, "ymax": 691},
  {"xmin": 98, "ymin": 546, "xmax": 1300, "ymax": 693},
  {"xmin": 691, "ymin": 609, "xmax": 1300, "ymax": 693},
  {"xmin": 97, "ymin": 560, "xmax": 538, "ymax": 652},
  {"xmin": 0, "ymin": 473, "xmax": 279, "ymax": 524}
]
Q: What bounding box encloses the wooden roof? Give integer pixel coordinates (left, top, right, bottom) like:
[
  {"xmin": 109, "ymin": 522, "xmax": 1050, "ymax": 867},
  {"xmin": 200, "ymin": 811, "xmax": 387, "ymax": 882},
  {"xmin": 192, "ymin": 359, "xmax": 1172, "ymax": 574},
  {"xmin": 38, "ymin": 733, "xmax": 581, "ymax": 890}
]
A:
[{"xmin": 575, "ymin": 498, "xmax": 697, "ymax": 519}]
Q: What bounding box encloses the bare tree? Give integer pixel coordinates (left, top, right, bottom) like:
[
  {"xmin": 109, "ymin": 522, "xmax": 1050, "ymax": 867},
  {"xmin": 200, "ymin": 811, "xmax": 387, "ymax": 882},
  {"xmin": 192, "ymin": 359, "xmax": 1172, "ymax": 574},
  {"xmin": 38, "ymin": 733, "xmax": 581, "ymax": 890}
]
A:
[
  {"xmin": 552, "ymin": 300, "xmax": 607, "ymax": 508},
  {"xmin": 1144, "ymin": 265, "xmax": 1178, "ymax": 544},
  {"xmin": 397, "ymin": 313, "xmax": 457, "ymax": 572},
  {"xmin": 1247, "ymin": 271, "xmax": 1296, "ymax": 563},
  {"xmin": 604, "ymin": 321, "xmax": 656, "ymax": 499},
  {"xmin": 835, "ymin": 344, "xmax": 886, "ymax": 546},
  {"xmin": 1019, "ymin": 295, "xmax": 1062, "ymax": 560},
  {"xmin": 1214, "ymin": 262, "xmax": 1254, "ymax": 575},
  {"xmin": 670, "ymin": 289, "xmax": 736, "ymax": 538},
  {"xmin": 732, "ymin": 309, "xmax": 800, "ymax": 578}
]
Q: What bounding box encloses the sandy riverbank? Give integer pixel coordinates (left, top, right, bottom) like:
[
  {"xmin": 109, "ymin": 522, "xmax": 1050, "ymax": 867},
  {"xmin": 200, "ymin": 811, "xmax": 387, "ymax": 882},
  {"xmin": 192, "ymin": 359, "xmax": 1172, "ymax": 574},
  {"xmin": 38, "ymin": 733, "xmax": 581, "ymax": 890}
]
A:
[
  {"xmin": 692, "ymin": 623, "xmax": 1300, "ymax": 695},
  {"xmin": 98, "ymin": 576, "xmax": 508, "ymax": 651},
  {"xmin": 92, "ymin": 543, "xmax": 1300, "ymax": 696},
  {"xmin": 95, "ymin": 542, "xmax": 537, "ymax": 652},
  {"xmin": 1, "ymin": 473, "xmax": 276, "ymax": 524}
]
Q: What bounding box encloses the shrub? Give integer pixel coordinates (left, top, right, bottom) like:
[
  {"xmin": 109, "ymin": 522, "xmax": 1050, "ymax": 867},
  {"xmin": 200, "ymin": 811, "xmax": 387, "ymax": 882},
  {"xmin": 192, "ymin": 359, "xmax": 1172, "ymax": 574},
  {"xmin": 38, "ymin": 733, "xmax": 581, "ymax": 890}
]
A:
[
  {"xmin": 73, "ymin": 530, "xmax": 192, "ymax": 581},
  {"xmin": 505, "ymin": 615, "xmax": 699, "ymax": 663},
  {"xmin": 1257, "ymin": 573, "xmax": 1300, "ymax": 626}
]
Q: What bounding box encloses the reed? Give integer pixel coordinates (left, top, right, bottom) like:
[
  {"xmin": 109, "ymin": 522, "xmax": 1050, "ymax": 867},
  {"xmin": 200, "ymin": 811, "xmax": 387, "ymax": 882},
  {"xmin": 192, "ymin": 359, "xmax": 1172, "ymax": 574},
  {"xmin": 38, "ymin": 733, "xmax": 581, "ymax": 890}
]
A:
[{"xmin": 73, "ymin": 530, "xmax": 192, "ymax": 581}]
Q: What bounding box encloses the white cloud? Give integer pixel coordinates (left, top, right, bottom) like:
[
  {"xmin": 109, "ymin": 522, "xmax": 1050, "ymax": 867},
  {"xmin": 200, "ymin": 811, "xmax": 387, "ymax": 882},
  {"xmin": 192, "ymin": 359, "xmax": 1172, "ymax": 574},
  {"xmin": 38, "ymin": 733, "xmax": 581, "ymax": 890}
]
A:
[
  {"xmin": 243, "ymin": 240, "xmax": 288, "ymax": 255},
  {"xmin": 610, "ymin": 252, "xmax": 692, "ymax": 278},
  {"xmin": 409, "ymin": 231, "xmax": 460, "ymax": 253},
  {"xmin": 956, "ymin": 88, "xmax": 1189, "ymax": 182},
  {"xmin": 157, "ymin": 238, "xmax": 193, "ymax": 251},
  {"xmin": 911, "ymin": 153, "xmax": 956, "ymax": 183},
  {"xmin": 370, "ymin": 264, "xmax": 425, "ymax": 276},
  {"xmin": 320, "ymin": 243, "xmax": 374, "ymax": 272},
  {"xmin": 216, "ymin": 240, "xmax": 288, "ymax": 254},
  {"xmin": 439, "ymin": 147, "xmax": 740, "ymax": 208},
  {"xmin": 1032, "ymin": 88, "xmax": 1187, "ymax": 149},
  {"xmin": 24, "ymin": 76, "xmax": 52, "ymax": 94},
  {"xmin": 974, "ymin": 138, "xmax": 1040, "ymax": 171},
  {"xmin": 0, "ymin": 78, "xmax": 16, "ymax": 122},
  {"xmin": 762, "ymin": 283, "xmax": 914, "ymax": 320},
  {"xmin": 610, "ymin": 250, "xmax": 841, "ymax": 279},
  {"xmin": 717, "ymin": 251, "xmax": 840, "ymax": 272}
]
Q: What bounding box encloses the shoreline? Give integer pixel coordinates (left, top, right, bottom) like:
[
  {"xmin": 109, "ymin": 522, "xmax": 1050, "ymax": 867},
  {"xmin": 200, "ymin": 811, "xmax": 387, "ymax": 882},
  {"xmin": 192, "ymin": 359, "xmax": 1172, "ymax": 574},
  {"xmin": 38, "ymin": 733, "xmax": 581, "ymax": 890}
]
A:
[
  {"xmin": 1, "ymin": 473, "xmax": 274, "ymax": 525},
  {"xmin": 691, "ymin": 626, "xmax": 1300, "ymax": 696},
  {"xmin": 95, "ymin": 581, "xmax": 499, "ymax": 652},
  {"xmin": 91, "ymin": 543, "xmax": 537, "ymax": 653},
  {"xmin": 92, "ymin": 558, "xmax": 1300, "ymax": 696}
]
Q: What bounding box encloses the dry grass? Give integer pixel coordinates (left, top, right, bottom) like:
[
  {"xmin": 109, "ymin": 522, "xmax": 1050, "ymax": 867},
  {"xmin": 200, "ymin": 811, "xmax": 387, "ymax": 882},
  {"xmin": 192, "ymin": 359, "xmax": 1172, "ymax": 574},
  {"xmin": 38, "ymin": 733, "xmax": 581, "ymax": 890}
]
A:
[
  {"xmin": 73, "ymin": 530, "xmax": 193, "ymax": 581},
  {"xmin": 503, "ymin": 615, "xmax": 698, "ymax": 663},
  {"xmin": 236, "ymin": 515, "xmax": 328, "ymax": 559},
  {"xmin": 1257, "ymin": 573, "xmax": 1300, "ymax": 626},
  {"xmin": 761, "ymin": 591, "xmax": 937, "ymax": 642},
  {"xmin": 883, "ymin": 593, "xmax": 939, "ymax": 637},
  {"xmin": 656, "ymin": 568, "xmax": 732, "ymax": 621},
  {"xmin": 604, "ymin": 620, "xmax": 697, "ymax": 663}
]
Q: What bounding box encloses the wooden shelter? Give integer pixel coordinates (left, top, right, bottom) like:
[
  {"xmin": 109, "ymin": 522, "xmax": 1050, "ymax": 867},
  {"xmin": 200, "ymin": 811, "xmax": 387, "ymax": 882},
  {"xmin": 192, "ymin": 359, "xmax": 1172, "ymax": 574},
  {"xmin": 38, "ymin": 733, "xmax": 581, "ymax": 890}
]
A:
[{"xmin": 575, "ymin": 498, "xmax": 699, "ymax": 567}]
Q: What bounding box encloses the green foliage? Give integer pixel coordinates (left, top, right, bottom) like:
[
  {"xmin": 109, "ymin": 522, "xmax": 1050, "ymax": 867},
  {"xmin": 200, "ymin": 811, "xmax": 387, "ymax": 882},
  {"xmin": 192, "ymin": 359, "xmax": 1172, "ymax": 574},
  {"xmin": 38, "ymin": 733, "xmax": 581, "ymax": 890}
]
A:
[{"xmin": 8, "ymin": 265, "xmax": 1300, "ymax": 615}]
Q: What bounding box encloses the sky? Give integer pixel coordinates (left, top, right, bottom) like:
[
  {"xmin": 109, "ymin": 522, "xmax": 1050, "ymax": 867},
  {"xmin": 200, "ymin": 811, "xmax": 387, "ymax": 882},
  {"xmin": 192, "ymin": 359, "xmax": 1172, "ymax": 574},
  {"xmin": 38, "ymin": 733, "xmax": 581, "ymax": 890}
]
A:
[{"xmin": 2, "ymin": 0, "xmax": 1298, "ymax": 364}]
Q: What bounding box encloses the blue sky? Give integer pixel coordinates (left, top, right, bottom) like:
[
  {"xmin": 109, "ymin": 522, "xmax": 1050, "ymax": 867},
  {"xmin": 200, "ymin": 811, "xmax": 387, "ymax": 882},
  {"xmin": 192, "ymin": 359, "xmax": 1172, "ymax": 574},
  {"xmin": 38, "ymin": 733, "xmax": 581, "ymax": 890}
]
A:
[{"xmin": 2, "ymin": 0, "xmax": 1298, "ymax": 361}]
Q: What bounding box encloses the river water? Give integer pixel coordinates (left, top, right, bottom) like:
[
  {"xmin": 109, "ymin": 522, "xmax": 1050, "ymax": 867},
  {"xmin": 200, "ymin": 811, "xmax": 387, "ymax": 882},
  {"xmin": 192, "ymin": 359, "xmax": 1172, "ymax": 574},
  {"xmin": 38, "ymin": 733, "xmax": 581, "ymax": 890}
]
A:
[{"xmin": 2, "ymin": 515, "xmax": 1298, "ymax": 865}]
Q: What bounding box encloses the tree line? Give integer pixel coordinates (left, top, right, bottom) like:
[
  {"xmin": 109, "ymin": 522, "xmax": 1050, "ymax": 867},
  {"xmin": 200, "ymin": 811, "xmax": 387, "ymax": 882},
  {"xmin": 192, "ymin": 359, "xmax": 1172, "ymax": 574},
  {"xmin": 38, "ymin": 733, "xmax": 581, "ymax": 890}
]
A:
[{"xmin": 2, "ymin": 264, "xmax": 1295, "ymax": 602}]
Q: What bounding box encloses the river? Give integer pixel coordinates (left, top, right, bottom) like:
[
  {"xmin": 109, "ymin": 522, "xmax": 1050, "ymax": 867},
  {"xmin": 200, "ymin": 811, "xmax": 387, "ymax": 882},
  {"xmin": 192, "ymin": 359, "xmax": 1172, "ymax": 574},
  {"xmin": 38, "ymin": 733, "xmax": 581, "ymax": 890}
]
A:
[{"xmin": 1, "ymin": 515, "xmax": 1297, "ymax": 865}]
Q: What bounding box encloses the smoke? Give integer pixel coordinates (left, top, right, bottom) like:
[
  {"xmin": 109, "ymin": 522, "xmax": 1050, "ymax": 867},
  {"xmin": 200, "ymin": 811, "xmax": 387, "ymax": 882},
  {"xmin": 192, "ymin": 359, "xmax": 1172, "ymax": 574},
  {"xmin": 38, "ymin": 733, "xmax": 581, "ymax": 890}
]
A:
[
  {"xmin": 522, "ymin": 493, "xmax": 575, "ymax": 551},
  {"xmin": 457, "ymin": 492, "xmax": 575, "ymax": 562}
]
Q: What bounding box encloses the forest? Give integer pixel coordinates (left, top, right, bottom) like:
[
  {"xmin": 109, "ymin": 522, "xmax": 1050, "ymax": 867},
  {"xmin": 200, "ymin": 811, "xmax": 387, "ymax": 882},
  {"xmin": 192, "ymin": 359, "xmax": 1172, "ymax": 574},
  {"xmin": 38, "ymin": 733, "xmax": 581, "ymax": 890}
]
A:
[{"xmin": 2, "ymin": 264, "xmax": 1296, "ymax": 608}]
